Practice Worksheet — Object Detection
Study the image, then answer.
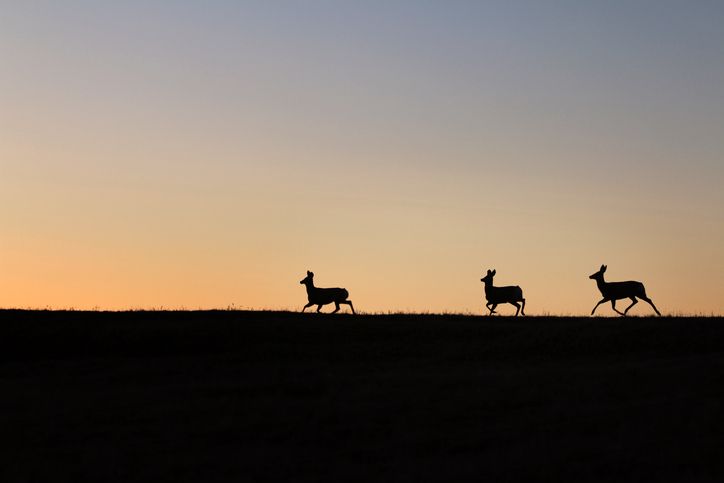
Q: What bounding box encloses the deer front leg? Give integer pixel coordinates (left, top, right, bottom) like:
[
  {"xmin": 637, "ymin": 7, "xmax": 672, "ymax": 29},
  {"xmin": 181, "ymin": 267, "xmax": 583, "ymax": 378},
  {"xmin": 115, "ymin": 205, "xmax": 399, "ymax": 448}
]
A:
[
  {"xmin": 610, "ymin": 299, "xmax": 625, "ymax": 316},
  {"xmin": 487, "ymin": 302, "xmax": 498, "ymax": 315},
  {"xmin": 624, "ymin": 297, "xmax": 638, "ymax": 315},
  {"xmin": 591, "ymin": 298, "xmax": 607, "ymax": 315},
  {"xmin": 302, "ymin": 302, "xmax": 314, "ymax": 312}
]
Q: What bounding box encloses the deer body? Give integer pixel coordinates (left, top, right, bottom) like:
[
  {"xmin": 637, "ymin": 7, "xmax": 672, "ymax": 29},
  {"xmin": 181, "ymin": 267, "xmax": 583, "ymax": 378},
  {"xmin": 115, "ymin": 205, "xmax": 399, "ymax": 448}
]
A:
[
  {"xmin": 300, "ymin": 271, "xmax": 355, "ymax": 314},
  {"xmin": 480, "ymin": 269, "xmax": 526, "ymax": 316},
  {"xmin": 589, "ymin": 265, "xmax": 660, "ymax": 316}
]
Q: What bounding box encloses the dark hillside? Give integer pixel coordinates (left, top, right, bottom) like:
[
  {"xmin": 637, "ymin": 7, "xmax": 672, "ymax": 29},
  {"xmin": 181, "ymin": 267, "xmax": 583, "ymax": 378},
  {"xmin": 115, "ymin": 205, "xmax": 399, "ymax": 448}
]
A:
[{"xmin": 2, "ymin": 310, "xmax": 723, "ymax": 482}]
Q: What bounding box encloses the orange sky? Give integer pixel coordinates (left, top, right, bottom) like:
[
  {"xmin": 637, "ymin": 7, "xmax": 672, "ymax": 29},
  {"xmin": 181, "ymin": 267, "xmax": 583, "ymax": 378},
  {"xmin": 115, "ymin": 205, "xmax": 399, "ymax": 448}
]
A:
[{"xmin": 2, "ymin": 2, "xmax": 723, "ymax": 314}]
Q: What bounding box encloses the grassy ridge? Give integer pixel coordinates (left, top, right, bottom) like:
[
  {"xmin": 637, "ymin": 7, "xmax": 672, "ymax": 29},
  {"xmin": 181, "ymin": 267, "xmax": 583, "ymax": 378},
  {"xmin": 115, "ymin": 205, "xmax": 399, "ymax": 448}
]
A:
[{"xmin": 2, "ymin": 311, "xmax": 724, "ymax": 482}]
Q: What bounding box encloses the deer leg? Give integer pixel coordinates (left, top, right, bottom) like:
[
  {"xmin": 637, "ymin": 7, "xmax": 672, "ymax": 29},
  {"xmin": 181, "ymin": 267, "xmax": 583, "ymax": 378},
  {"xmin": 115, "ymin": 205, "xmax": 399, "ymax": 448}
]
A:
[
  {"xmin": 317, "ymin": 304, "xmax": 323, "ymax": 313},
  {"xmin": 302, "ymin": 302, "xmax": 314, "ymax": 312},
  {"xmin": 591, "ymin": 298, "xmax": 607, "ymax": 315},
  {"xmin": 488, "ymin": 303, "xmax": 498, "ymax": 315},
  {"xmin": 624, "ymin": 297, "xmax": 638, "ymax": 315},
  {"xmin": 640, "ymin": 296, "xmax": 661, "ymax": 316},
  {"xmin": 510, "ymin": 301, "xmax": 521, "ymax": 317},
  {"xmin": 332, "ymin": 302, "xmax": 340, "ymax": 313},
  {"xmin": 610, "ymin": 299, "xmax": 625, "ymax": 316},
  {"xmin": 520, "ymin": 298, "xmax": 526, "ymax": 316},
  {"xmin": 342, "ymin": 300, "xmax": 355, "ymax": 314}
]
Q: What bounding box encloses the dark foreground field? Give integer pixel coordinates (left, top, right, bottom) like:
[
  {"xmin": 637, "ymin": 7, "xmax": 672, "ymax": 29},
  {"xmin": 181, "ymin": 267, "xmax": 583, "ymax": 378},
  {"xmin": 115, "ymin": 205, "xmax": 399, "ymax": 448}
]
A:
[{"xmin": 2, "ymin": 310, "xmax": 724, "ymax": 482}]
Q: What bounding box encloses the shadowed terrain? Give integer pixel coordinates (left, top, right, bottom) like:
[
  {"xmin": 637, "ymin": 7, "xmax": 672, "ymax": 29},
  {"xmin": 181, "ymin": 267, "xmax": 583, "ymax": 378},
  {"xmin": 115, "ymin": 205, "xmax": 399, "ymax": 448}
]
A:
[{"xmin": 2, "ymin": 310, "xmax": 724, "ymax": 482}]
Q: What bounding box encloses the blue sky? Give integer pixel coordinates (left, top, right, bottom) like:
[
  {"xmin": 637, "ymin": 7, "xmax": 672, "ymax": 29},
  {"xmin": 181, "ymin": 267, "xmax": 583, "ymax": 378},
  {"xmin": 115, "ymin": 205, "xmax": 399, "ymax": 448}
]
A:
[{"xmin": 2, "ymin": 1, "xmax": 723, "ymax": 313}]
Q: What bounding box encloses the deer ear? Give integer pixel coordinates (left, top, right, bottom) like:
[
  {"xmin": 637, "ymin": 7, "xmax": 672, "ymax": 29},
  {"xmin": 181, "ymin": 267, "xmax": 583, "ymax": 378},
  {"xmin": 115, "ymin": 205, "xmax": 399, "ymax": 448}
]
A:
[
  {"xmin": 307, "ymin": 270, "xmax": 312, "ymax": 276},
  {"xmin": 601, "ymin": 265, "xmax": 606, "ymax": 272},
  {"xmin": 491, "ymin": 269, "xmax": 496, "ymax": 276},
  {"xmin": 486, "ymin": 269, "xmax": 491, "ymax": 275}
]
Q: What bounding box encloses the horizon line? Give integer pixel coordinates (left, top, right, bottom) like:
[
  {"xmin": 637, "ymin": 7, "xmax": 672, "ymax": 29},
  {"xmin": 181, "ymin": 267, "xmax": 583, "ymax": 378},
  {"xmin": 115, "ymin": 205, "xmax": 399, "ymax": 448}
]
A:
[{"xmin": 1, "ymin": 307, "xmax": 721, "ymax": 318}]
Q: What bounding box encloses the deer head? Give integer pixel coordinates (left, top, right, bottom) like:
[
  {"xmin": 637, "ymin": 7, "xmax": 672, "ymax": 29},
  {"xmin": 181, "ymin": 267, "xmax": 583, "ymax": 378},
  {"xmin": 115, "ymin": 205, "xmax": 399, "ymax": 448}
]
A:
[
  {"xmin": 589, "ymin": 265, "xmax": 606, "ymax": 281},
  {"xmin": 480, "ymin": 269, "xmax": 496, "ymax": 285},
  {"xmin": 300, "ymin": 270, "xmax": 314, "ymax": 285}
]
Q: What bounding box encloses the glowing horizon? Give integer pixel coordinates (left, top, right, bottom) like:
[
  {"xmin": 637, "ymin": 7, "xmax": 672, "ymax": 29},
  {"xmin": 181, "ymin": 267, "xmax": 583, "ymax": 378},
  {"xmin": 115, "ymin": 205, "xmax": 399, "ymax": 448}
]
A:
[{"xmin": 2, "ymin": 2, "xmax": 723, "ymax": 315}]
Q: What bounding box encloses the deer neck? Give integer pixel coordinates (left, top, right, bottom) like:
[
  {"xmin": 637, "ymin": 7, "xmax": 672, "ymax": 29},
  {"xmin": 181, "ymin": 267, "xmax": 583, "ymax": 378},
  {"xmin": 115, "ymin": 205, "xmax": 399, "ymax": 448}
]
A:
[
  {"xmin": 305, "ymin": 282, "xmax": 316, "ymax": 297},
  {"xmin": 596, "ymin": 277, "xmax": 608, "ymax": 294}
]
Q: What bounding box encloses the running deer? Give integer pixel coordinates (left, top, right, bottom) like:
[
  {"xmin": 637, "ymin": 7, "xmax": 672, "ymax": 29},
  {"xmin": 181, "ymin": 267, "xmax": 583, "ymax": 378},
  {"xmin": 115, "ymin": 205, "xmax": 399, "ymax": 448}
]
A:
[
  {"xmin": 589, "ymin": 265, "xmax": 661, "ymax": 316},
  {"xmin": 480, "ymin": 269, "xmax": 526, "ymax": 316},
  {"xmin": 300, "ymin": 271, "xmax": 355, "ymax": 314}
]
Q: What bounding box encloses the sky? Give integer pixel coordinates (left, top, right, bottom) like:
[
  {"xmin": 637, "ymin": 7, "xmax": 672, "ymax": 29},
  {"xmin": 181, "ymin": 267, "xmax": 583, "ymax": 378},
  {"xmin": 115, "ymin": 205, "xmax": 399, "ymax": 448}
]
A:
[{"xmin": 2, "ymin": 1, "xmax": 723, "ymax": 314}]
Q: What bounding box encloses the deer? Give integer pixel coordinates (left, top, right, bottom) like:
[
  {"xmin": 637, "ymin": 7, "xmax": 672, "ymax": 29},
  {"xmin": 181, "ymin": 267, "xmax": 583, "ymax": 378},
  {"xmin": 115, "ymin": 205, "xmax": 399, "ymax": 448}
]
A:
[
  {"xmin": 589, "ymin": 265, "xmax": 661, "ymax": 316},
  {"xmin": 299, "ymin": 271, "xmax": 355, "ymax": 314},
  {"xmin": 480, "ymin": 269, "xmax": 526, "ymax": 316}
]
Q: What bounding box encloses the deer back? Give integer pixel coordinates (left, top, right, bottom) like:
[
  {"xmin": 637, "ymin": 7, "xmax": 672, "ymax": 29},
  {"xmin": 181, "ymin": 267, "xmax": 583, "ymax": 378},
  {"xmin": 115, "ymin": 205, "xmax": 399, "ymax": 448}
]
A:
[
  {"xmin": 601, "ymin": 281, "xmax": 646, "ymax": 300},
  {"xmin": 485, "ymin": 285, "xmax": 523, "ymax": 303},
  {"xmin": 309, "ymin": 287, "xmax": 349, "ymax": 304}
]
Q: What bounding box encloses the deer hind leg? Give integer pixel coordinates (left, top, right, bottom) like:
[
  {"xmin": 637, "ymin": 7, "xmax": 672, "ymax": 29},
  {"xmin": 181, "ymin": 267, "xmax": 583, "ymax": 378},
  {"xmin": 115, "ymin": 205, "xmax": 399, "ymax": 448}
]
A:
[
  {"xmin": 341, "ymin": 300, "xmax": 355, "ymax": 314},
  {"xmin": 332, "ymin": 302, "xmax": 340, "ymax": 314},
  {"xmin": 610, "ymin": 299, "xmax": 625, "ymax": 316},
  {"xmin": 520, "ymin": 298, "xmax": 526, "ymax": 316},
  {"xmin": 640, "ymin": 296, "xmax": 661, "ymax": 316},
  {"xmin": 510, "ymin": 301, "xmax": 521, "ymax": 317},
  {"xmin": 302, "ymin": 302, "xmax": 314, "ymax": 312},
  {"xmin": 624, "ymin": 297, "xmax": 638, "ymax": 315},
  {"xmin": 317, "ymin": 304, "xmax": 324, "ymax": 313}
]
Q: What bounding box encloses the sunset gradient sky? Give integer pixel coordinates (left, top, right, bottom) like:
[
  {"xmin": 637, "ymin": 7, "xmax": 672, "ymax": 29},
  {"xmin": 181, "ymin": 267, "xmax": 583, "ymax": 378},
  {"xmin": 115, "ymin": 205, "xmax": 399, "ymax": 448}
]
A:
[{"xmin": 2, "ymin": 1, "xmax": 723, "ymax": 314}]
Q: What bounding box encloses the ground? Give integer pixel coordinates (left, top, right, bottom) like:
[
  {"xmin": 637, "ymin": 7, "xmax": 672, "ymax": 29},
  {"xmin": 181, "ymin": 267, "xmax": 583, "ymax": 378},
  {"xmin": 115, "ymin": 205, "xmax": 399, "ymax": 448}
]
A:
[{"xmin": 2, "ymin": 310, "xmax": 724, "ymax": 482}]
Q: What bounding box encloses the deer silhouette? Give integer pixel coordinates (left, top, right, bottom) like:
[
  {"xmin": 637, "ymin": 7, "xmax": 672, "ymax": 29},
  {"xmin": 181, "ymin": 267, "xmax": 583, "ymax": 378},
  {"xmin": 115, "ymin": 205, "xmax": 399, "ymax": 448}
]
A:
[
  {"xmin": 300, "ymin": 271, "xmax": 355, "ymax": 314},
  {"xmin": 589, "ymin": 265, "xmax": 661, "ymax": 316},
  {"xmin": 480, "ymin": 269, "xmax": 526, "ymax": 316}
]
